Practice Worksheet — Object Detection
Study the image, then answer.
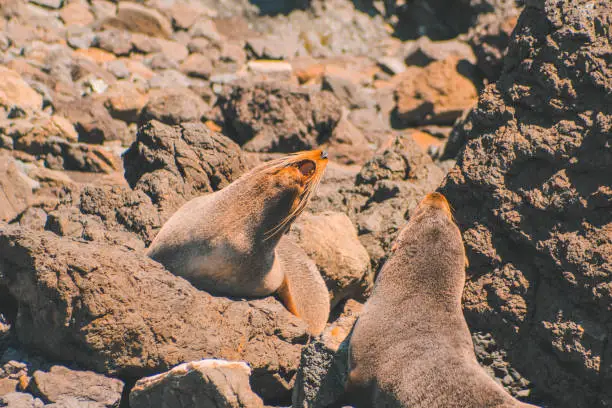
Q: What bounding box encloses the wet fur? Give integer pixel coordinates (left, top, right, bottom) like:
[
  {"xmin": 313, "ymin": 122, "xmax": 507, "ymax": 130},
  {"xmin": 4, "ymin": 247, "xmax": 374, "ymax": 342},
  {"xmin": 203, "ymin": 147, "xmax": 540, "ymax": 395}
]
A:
[{"xmin": 345, "ymin": 193, "xmax": 539, "ymax": 408}]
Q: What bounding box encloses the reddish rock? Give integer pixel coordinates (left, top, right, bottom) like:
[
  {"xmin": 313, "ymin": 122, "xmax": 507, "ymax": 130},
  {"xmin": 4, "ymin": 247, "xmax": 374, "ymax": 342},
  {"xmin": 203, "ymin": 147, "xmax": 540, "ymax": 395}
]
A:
[
  {"xmin": 59, "ymin": 3, "xmax": 95, "ymax": 26},
  {"xmin": 112, "ymin": 2, "xmax": 173, "ymax": 39},
  {"xmin": 0, "ymin": 67, "xmax": 43, "ymax": 111},
  {"xmin": 0, "ymin": 153, "xmax": 35, "ymax": 222},
  {"xmin": 179, "ymin": 53, "xmax": 213, "ymax": 79},
  {"xmin": 395, "ymin": 57, "xmax": 478, "ymax": 126}
]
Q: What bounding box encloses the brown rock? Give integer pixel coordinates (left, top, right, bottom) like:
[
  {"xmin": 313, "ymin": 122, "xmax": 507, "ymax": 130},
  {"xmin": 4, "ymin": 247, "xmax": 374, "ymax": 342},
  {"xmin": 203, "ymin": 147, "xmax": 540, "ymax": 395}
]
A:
[
  {"xmin": 94, "ymin": 29, "xmax": 133, "ymax": 57},
  {"xmin": 103, "ymin": 81, "xmax": 148, "ymax": 123},
  {"xmin": 291, "ymin": 211, "xmax": 372, "ymax": 308},
  {"xmin": 179, "ymin": 53, "xmax": 213, "ymax": 79},
  {"xmin": 0, "ymin": 225, "xmax": 309, "ymax": 401},
  {"xmin": 395, "ymin": 57, "xmax": 478, "ymax": 126},
  {"xmin": 74, "ymin": 47, "xmax": 116, "ymax": 63},
  {"xmin": 55, "ymin": 97, "xmax": 128, "ymax": 144},
  {"xmin": 404, "ymin": 36, "xmax": 477, "ymax": 67},
  {"xmin": 141, "ymin": 88, "xmax": 208, "ymax": 126},
  {"xmin": 216, "ymin": 84, "xmax": 342, "ymax": 153},
  {"xmin": 123, "ymin": 120, "xmax": 247, "ymax": 219},
  {"xmin": 0, "ymin": 67, "xmax": 43, "ymax": 111},
  {"xmin": 59, "ymin": 3, "xmax": 94, "ymax": 26},
  {"xmin": 130, "ymin": 360, "xmax": 264, "ymax": 408},
  {"xmin": 439, "ymin": 1, "xmax": 611, "ymax": 407},
  {"xmin": 0, "ymin": 392, "xmax": 44, "ymax": 407},
  {"xmin": 155, "ymin": 38, "xmax": 189, "ymax": 63},
  {"xmin": 323, "ymin": 113, "xmax": 373, "ymax": 165},
  {"xmin": 113, "ymin": 2, "xmax": 173, "ymax": 39},
  {"xmin": 30, "ymin": 366, "xmax": 123, "ymax": 406},
  {"xmin": 130, "ymin": 32, "xmax": 162, "ymax": 54},
  {"xmin": 0, "ymin": 153, "xmax": 35, "ymax": 222}
]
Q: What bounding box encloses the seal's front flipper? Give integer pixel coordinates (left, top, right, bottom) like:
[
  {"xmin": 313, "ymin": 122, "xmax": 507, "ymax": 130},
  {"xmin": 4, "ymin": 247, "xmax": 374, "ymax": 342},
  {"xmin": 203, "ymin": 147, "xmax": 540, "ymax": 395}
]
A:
[{"xmin": 276, "ymin": 237, "xmax": 330, "ymax": 336}]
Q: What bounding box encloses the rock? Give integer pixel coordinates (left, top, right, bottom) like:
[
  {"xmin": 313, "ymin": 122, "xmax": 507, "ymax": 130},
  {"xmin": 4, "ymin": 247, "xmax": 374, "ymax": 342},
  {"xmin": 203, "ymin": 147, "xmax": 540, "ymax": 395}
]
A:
[
  {"xmin": 29, "ymin": 366, "xmax": 123, "ymax": 407},
  {"xmin": 130, "ymin": 33, "xmax": 162, "ymax": 54},
  {"xmin": 292, "ymin": 300, "xmax": 363, "ymax": 408},
  {"xmin": 179, "ymin": 53, "xmax": 213, "ymax": 79},
  {"xmin": 0, "ymin": 378, "xmax": 18, "ymax": 395},
  {"xmin": 0, "ymin": 154, "xmax": 35, "ymax": 222},
  {"xmin": 0, "ymin": 67, "xmax": 43, "ymax": 112},
  {"xmin": 112, "ymin": 2, "xmax": 173, "ymax": 39},
  {"xmin": 322, "ymin": 71, "xmax": 370, "ymax": 109},
  {"xmin": 103, "ymin": 81, "xmax": 148, "ymax": 123},
  {"xmin": 324, "ymin": 113, "xmax": 373, "ymax": 165},
  {"xmin": 59, "ymin": 3, "xmax": 95, "ymax": 26},
  {"xmin": 395, "ymin": 57, "xmax": 478, "ymax": 126},
  {"xmin": 94, "ymin": 29, "xmax": 133, "ymax": 57},
  {"xmin": 0, "ymin": 225, "xmax": 309, "ymax": 401},
  {"xmin": 123, "ymin": 120, "xmax": 247, "ymax": 219},
  {"xmin": 74, "ymin": 47, "xmax": 117, "ymax": 64},
  {"xmin": 104, "ymin": 59, "xmax": 130, "ymax": 79},
  {"xmin": 404, "ymin": 36, "xmax": 476, "ymax": 67},
  {"xmin": 0, "ymin": 392, "xmax": 44, "ymax": 408},
  {"xmin": 155, "ymin": 38, "xmax": 189, "ymax": 63},
  {"xmin": 376, "ymin": 56, "xmax": 406, "ymax": 75},
  {"xmin": 130, "ymin": 360, "xmax": 264, "ymax": 408},
  {"xmin": 351, "ymin": 133, "xmax": 445, "ymax": 268},
  {"xmin": 55, "ymin": 97, "xmax": 129, "ymax": 144},
  {"xmin": 188, "ymin": 19, "xmax": 222, "ymax": 43},
  {"xmin": 141, "ymin": 88, "xmax": 208, "ymax": 125},
  {"xmin": 291, "ymin": 212, "xmax": 372, "ymax": 308},
  {"xmin": 439, "ymin": 1, "xmax": 612, "ymax": 407},
  {"xmin": 246, "ymin": 35, "xmax": 299, "ymax": 60},
  {"xmin": 29, "ymin": 0, "xmax": 62, "ymax": 9},
  {"xmin": 216, "ymin": 84, "xmax": 342, "ymax": 152},
  {"xmin": 246, "ymin": 60, "xmax": 293, "ymax": 80}
]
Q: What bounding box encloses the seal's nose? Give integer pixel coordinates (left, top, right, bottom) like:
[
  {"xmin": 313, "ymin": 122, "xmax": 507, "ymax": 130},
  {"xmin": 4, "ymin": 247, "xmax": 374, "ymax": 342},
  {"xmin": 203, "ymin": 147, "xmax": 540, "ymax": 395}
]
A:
[{"xmin": 320, "ymin": 150, "xmax": 328, "ymax": 159}]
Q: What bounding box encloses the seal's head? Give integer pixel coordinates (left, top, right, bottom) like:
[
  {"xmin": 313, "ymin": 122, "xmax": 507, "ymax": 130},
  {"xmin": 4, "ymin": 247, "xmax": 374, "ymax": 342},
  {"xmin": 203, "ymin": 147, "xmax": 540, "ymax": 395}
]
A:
[{"xmin": 239, "ymin": 149, "xmax": 328, "ymax": 240}]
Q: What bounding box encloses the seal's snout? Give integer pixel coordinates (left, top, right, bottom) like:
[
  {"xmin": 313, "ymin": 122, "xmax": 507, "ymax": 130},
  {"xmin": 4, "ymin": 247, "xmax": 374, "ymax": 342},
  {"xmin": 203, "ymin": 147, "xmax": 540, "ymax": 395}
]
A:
[{"xmin": 320, "ymin": 150, "xmax": 328, "ymax": 159}]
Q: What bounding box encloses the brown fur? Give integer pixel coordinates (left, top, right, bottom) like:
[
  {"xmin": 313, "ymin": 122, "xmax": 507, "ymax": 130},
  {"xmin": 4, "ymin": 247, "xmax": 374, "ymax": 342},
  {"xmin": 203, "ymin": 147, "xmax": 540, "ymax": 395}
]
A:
[
  {"xmin": 147, "ymin": 150, "xmax": 331, "ymax": 335},
  {"xmin": 346, "ymin": 193, "xmax": 539, "ymax": 408}
]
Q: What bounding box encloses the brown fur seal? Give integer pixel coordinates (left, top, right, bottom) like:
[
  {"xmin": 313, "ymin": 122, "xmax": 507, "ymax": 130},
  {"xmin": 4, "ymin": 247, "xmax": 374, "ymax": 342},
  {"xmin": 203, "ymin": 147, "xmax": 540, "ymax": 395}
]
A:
[
  {"xmin": 147, "ymin": 150, "xmax": 330, "ymax": 335},
  {"xmin": 345, "ymin": 193, "xmax": 539, "ymax": 407}
]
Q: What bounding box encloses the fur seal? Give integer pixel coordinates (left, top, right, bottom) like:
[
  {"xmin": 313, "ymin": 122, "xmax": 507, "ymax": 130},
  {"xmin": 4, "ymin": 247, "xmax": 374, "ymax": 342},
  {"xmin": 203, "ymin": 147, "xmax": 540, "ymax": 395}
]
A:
[
  {"xmin": 345, "ymin": 192, "xmax": 539, "ymax": 407},
  {"xmin": 147, "ymin": 150, "xmax": 331, "ymax": 335}
]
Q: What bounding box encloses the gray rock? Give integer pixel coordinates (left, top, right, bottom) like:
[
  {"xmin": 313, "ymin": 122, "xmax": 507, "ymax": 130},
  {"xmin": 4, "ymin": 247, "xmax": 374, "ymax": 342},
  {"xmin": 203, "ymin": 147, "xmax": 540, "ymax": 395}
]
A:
[
  {"xmin": 404, "ymin": 37, "xmax": 476, "ymax": 67},
  {"xmin": 0, "ymin": 392, "xmax": 44, "ymax": 408},
  {"xmin": 94, "ymin": 29, "xmax": 133, "ymax": 57},
  {"xmin": 30, "ymin": 366, "xmax": 123, "ymax": 407},
  {"xmin": 130, "ymin": 360, "xmax": 264, "ymax": 408}
]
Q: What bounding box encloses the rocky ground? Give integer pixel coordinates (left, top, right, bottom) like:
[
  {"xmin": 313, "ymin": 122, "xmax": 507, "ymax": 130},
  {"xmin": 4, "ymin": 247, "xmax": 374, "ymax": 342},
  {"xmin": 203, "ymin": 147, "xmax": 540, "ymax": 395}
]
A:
[{"xmin": 0, "ymin": 0, "xmax": 609, "ymax": 407}]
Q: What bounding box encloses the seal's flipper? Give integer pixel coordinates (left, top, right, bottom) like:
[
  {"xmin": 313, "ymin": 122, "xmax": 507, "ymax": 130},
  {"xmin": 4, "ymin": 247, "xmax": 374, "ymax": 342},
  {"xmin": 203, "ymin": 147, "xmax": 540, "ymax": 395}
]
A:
[{"xmin": 276, "ymin": 237, "xmax": 330, "ymax": 336}]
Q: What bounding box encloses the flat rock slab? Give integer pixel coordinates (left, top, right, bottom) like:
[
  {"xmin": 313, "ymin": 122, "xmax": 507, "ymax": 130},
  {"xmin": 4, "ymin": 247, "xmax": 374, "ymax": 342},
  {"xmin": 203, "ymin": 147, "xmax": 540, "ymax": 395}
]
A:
[
  {"xmin": 30, "ymin": 365, "xmax": 123, "ymax": 407},
  {"xmin": 130, "ymin": 359, "xmax": 264, "ymax": 408},
  {"xmin": 0, "ymin": 225, "xmax": 309, "ymax": 401}
]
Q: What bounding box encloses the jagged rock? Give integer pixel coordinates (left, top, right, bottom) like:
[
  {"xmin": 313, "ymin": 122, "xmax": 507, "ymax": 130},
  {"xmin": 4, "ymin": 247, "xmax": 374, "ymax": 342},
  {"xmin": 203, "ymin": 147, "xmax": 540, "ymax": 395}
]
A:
[
  {"xmin": 0, "ymin": 224, "xmax": 309, "ymax": 401},
  {"xmin": 0, "ymin": 154, "xmax": 35, "ymax": 222},
  {"xmin": 130, "ymin": 360, "xmax": 264, "ymax": 408},
  {"xmin": 323, "ymin": 113, "xmax": 373, "ymax": 165},
  {"xmin": 103, "ymin": 81, "xmax": 148, "ymax": 123},
  {"xmin": 292, "ymin": 300, "xmax": 363, "ymax": 408},
  {"xmin": 123, "ymin": 120, "xmax": 247, "ymax": 219},
  {"xmin": 291, "ymin": 212, "xmax": 372, "ymax": 308},
  {"xmin": 0, "ymin": 67, "xmax": 43, "ymax": 112},
  {"xmin": 29, "ymin": 366, "xmax": 123, "ymax": 407},
  {"xmin": 216, "ymin": 84, "xmax": 342, "ymax": 153},
  {"xmin": 439, "ymin": 1, "xmax": 612, "ymax": 407},
  {"xmin": 395, "ymin": 57, "xmax": 478, "ymax": 126},
  {"xmin": 141, "ymin": 88, "xmax": 208, "ymax": 125}
]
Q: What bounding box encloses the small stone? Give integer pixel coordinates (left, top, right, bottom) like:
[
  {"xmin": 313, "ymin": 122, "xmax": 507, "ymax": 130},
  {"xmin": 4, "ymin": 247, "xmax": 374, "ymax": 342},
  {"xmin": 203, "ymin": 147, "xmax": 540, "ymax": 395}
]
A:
[
  {"xmin": 155, "ymin": 38, "xmax": 189, "ymax": 63},
  {"xmin": 29, "ymin": 0, "xmax": 63, "ymax": 9},
  {"xmin": 114, "ymin": 2, "xmax": 173, "ymax": 39},
  {"xmin": 0, "ymin": 392, "xmax": 44, "ymax": 408},
  {"xmin": 66, "ymin": 25, "xmax": 95, "ymax": 49},
  {"xmin": 0, "ymin": 67, "xmax": 43, "ymax": 111},
  {"xmin": 377, "ymin": 56, "xmax": 406, "ymax": 75},
  {"xmin": 322, "ymin": 71, "xmax": 370, "ymax": 109},
  {"xmin": 104, "ymin": 82, "xmax": 148, "ymax": 122},
  {"xmin": 131, "ymin": 33, "xmax": 161, "ymax": 54},
  {"xmin": 105, "ymin": 59, "xmax": 130, "ymax": 79},
  {"xmin": 246, "ymin": 60, "xmax": 293, "ymax": 76},
  {"xmin": 404, "ymin": 37, "xmax": 476, "ymax": 67},
  {"xmin": 59, "ymin": 3, "xmax": 94, "ymax": 26},
  {"xmin": 49, "ymin": 115, "xmax": 79, "ymax": 142},
  {"xmin": 141, "ymin": 87, "xmax": 207, "ymax": 125},
  {"xmin": 74, "ymin": 48, "xmax": 116, "ymax": 63},
  {"xmin": 188, "ymin": 19, "xmax": 222, "ymax": 42},
  {"xmin": 187, "ymin": 37, "xmax": 212, "ymax": 54},
  {"xmin": 94, "ymin": 29, "xmax": 133, "ymax": 57},
  {"xmin": 180, "ymin": 54, "xmax": 213, "ymax": 79},
  {"xmin": 246, "ymin": 35, "xmax": 298, "ymax": 60}
]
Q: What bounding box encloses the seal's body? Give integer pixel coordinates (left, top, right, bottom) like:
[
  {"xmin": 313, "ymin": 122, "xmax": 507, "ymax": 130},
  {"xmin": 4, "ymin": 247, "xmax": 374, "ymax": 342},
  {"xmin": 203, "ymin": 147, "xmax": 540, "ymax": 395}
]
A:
[
  {"xmin": 346, "ymin": 193, "xmax": 538, "ymax": 408},
  {"xmin": 147, "ymin": 150, "xmax": 330, "ymax": 335}
]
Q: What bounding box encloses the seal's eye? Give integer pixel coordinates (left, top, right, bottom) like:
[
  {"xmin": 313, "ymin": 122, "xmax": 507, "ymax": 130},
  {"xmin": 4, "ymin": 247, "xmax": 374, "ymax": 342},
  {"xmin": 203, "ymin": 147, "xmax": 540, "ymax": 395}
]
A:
[{"xmin": 297, "ymin": 160, "xmax": 316, "ymax": 177}]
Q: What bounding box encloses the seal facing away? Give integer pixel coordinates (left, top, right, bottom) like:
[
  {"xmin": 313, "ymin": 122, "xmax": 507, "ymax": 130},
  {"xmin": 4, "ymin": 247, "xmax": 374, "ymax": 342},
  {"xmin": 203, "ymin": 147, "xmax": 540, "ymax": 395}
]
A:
[
  {"xmin": 147, "ymin": 150, "xmax": 330, "ymax": 335},
  {"xmin": 345, "ymin": 193, "xmax": 539, "ymax": 407}
]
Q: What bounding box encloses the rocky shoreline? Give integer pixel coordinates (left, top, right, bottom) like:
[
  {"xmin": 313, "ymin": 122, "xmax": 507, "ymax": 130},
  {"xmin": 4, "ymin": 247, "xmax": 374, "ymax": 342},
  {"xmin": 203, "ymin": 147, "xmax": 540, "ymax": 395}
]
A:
[{"xmin": 0, "ymin": 0, "xmax": 610, "ymax": 407}]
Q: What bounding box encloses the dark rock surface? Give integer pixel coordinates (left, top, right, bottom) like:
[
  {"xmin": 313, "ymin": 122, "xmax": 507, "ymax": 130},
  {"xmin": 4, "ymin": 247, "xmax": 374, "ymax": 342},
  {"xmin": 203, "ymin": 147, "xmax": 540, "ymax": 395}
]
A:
[
  {"xmin": 439, "ymin": 1, "xmax": 612, "ymax": 406},
  {"xmin": 123, "ymin": 120, "xmax": 248, "ymax": 219},
  {"xmin": 215, "ymin": 84, "xmax": 342, "ymax": 153},
  {"xmin": 130, "ymin": 359, "xmax": 264, "ymax": 408},
  {"xmin": 0, "ymin": 224, "xmax": 309, "ymax": 401}
]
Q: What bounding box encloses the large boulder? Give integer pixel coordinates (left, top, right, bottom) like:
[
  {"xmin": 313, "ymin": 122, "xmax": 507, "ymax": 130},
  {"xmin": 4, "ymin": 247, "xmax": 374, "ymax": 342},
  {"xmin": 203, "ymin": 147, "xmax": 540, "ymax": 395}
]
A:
[
  {"xmin": 123, "ymin": 120, "xmax": 248, "ymax": 220},
  {"xmin": 0, "ymin": 225, "xmax": 309, "ymax": 401},
  {"xmin": 215, "ymin": 84, "xmax": 342, "ymax": 153},
  {"xmin": 130, "ymin": 360, "xmax": 264, "ymax": 408},
  {"xmin": 439, "ymin": 1, "xmax": 611, "ymax": 407}
]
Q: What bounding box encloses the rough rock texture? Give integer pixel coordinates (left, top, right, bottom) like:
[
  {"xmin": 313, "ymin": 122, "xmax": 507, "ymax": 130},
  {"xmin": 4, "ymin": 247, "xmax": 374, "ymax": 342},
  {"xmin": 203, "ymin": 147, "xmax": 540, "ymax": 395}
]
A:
[
  {"xmin": 216, "ymin": 84, "xmax": 342, "ymax": 153},
  {"xmin": 123, "ymin": 120, "xmax": 248, "ymax": 219},
  {"xmin": 439, "ymin": 1, "xmax": 612, "ymax": 407},
  {"xmin": 291, "ymin": 211, "xmax": 372, "ymax": 308},
  {"xmin": 130, "ymin": 360, "xmax": 264, "ymax": 408},
  {"xmin": 292, "ymin": 300, "xmax": 363, "ymax": 408},
  {"xmin": 0, "ymin": 392, "xmax": 44, "ymax": 408},
  {"xmin": 0, "ymin": 154, "xmax": 36, "ymax": 222},
  {"xmin": 30, "ymin": 365, "xmax": 123, "ymax": 407},
  {"xmin": 0, "ymin": 225, "xmax": 309, "ymax": 401}
]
